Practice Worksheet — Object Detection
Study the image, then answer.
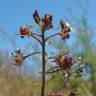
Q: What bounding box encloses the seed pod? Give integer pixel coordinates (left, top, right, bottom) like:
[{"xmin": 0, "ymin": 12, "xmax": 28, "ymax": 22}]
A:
[{"xmin": 33, "ymin": 10, "xmax": 41, "ymax": 24}]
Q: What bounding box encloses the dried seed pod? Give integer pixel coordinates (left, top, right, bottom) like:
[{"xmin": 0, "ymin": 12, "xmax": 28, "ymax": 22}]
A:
[
  {"xmin": 59, "ymin": 20, "xmax": 72, "ymax": 40},
  {"xmin": 42, "ymin": 14, "xmax": 53, "ymax": 29},
  {"xmin": 20, "ymin": 25, "xmax": 32, "ymax": 38},
  {"xmin": 60, "ymin": 20, "xmax": 72, "ymax": 33},
  {"xmin": 53, "ymin": 56, "xmax": 72, "ymax": 70},
  {"xmin": 59, "ymin": 32, "xmax": 69, "ymax": 40},
  {"xmin": 33, "ymin": 10, "xmax": 41, "ymax": 24},
  {"xmin": 12, "ymin": 48, "xmax": 24, "ymax": 66}
]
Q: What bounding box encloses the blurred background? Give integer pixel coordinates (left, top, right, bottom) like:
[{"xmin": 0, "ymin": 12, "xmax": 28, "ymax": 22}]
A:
[{"xmin": 0, "ymin": 0, "xmax": 96, "ymax": 96}]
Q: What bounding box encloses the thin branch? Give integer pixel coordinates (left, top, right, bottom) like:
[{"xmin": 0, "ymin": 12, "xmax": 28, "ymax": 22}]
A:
[
  {"xmin": 17, "ymin": 34, "xmax": 42, "ymax": 45},
  {"xmin": 26, "ymin": 25, "xmax": 41, "ymax": 30},
  {"xmin": 47, "ymin": 27, "xmax": 60, "ymax": 31},
  {"xmin": 45, "ymin": 69, "xmax": 61, "ymax": 74},
  {"xmin": 45, "ymin": 33, "xmax": 60, "ymax": 41},
  {"xmin": 72, "ymin": 73, "xmax": 86, "ymax": 76},
  {"xmin": 32, "ymin": 32, "xmax": 42, "ymax": 37},
  {"xmin": 71, "ymin": 64, "xmax": 84, "ymax": 70},
  {"xmin": 39, "ymin": 66, "xmax": 61, "ymax": 75},
  {"xmin": 45, "ymin": 66, "xmax": 60, "ymax": 74},
  {"xmin": 47, "ymin": 51, "xmax": 69, "ymax": 60},
  {"xmin": 31, "ymin": 34, "xmax": 42, "ymax": 45},
  {"xmin": 23, "ymin": 52, "xmax": 41, "ymax": 60},
  {"xmin": 17, "ymin": 33, "xmax": 41, "ymax": 37}
]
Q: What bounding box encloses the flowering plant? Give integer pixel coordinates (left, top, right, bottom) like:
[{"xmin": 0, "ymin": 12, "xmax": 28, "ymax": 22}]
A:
[{"xmin": 12, "ymin": 10, "xmax": 84, "ymax": 96}]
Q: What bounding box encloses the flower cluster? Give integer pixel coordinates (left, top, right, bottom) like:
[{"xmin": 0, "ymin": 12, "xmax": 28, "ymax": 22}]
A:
[
  {"xmin": 46, "ymin": 54, "xmax": 84, "ymax": 89},
  {"xmin": 50, "ymin": 55, "xmax": 84, "ymax": 75},
  {"xmin": 42, "ymin": 14, "xmax": 53, "ymax": 29},
  {"xmin": 53, "ymin": 56, "xmax": 72, "ymax": 70},
  {"xmin": 59, "ymin": 20, "xmax": 72, "ymax": 40},
  {"xmin": 33, "ymin": 10, "xmax": 53, "ymax": 30},
  {"xmin": 20, "ymin": 25, "xmax": 32, "ymax": 38},
  {"xmin": 12, "ymin": 48, "xmax": 24, "ymax": 65}
]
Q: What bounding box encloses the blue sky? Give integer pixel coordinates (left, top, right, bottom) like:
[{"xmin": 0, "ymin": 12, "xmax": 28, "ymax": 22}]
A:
[{"xmin": 0, "ymin": 0, "xmax": 96, "ymax": 52}]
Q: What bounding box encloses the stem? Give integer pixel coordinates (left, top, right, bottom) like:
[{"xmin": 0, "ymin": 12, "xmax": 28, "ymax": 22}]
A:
[
  {"xmin": 45, "ymin": 33, "xmax": 60, "ymax": 41},
  {"xmin": 46, "ymin": 27, "xmax": 60, "ymax": 31},
  {"xmin": 45, "ymin": 66, "xmax": 60, "ymax": 74},
  {"xmin": 26, "ymin": 25, "xmax": 41, "ymax": 29},
  {"xmin": 39, "ymin": 66, "xmax": 60, "ymax": 74},
  {"xmin": 47, "ymin": 51, "xmax": 69, "ymax": 60},
  {"xmin": 17, "ymin": 33, "xmax": 42, "ymax": 45},
  {"xmin": 41, "ymin": 30, "xmax": 46, "ymax": 96},
  {"xmin": 31, "ymin": 34, "xmax": 42, "ymax": 45},
  {"xmin": 32, "ymin": 32, "xmax": 42, "ymax": 37},
  {"xmin": 23, "ymin": 52, "xmax": 41, "ymax": 60},
  {"xmin": 64, "ymin": 72, "xmax": 70, "ymax": 88}
]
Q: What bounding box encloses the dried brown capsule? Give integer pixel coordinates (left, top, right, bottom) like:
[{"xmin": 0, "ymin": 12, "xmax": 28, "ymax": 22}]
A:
[
  {"xmin": 20, "ymin": 25, "xmax": 32, "ymax": 38},
  {"xmin": 59, "ymin": 32, "xmax": 70, "ymax": 40},
  {"xmin": 42, "ymin": 14, "xmax": 53, "ymax": 29},
  {"xmin": 12, "ymin": 48, "xmax": 24, "ymax": 66},
  {"xmin": 60, "ymin": 20, "xmax": 72, "ymax": 40},
  {"xmin": 33, "ymin": 10, "xmax": 41, "ymax": 24},
  {"xmin": 53, "ymin": 56, "xmax": 72, "ymax": 70},
  {"xmin": 60, "ymin": 20, "xmax": 72, "ymax": 33}
]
